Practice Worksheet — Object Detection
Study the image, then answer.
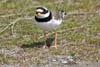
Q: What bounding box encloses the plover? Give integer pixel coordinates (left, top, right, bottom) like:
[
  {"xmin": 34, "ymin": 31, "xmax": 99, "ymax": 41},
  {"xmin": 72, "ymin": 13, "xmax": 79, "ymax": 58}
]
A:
[{"xmin": 34, "ymin": 7, "xmax": 65, "ymax": 49}]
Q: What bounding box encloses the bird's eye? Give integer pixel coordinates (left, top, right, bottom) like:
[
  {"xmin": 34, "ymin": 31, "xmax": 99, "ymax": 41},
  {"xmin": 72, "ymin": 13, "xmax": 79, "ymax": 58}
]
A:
[
  {"xmin": 36, "ymin": 12, "xmax": 38, "ymax": 14},
  {"xmin": 42, "ymin": 10, "xmax": 48, "ymax": 14}
]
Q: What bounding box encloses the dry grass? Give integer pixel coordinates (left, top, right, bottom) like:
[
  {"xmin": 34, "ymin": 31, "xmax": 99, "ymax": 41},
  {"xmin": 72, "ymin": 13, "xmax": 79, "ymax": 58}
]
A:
[{"xmin": 0, "ymin": 0, "xmax": 100, "ymax": 66}]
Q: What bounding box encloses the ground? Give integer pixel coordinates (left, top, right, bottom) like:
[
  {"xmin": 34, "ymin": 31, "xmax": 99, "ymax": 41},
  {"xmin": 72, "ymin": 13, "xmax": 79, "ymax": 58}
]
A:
[{"xmin": 0, "ymin": 0, "xmax": 100, "ymax": 67}]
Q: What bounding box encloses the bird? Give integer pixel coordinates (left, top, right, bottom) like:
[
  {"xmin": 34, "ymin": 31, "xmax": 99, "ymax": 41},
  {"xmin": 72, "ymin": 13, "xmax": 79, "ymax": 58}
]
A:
[{"xmin": 34, "ymin": 6, "xmax": 65, "ymax": 49}]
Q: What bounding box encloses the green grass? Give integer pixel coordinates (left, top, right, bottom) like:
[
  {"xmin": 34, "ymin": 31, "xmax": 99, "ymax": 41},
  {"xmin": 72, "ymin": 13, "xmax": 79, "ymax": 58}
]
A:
[{"xmin": 0, "ymin": 0, "xmax": 100, "ymax": 66}]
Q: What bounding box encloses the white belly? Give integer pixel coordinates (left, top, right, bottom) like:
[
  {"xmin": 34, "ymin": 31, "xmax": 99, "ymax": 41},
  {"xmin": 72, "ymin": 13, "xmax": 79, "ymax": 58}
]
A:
[{"xmin": 35, "ymin": 19, "xmax": 62, "ymax": 31}]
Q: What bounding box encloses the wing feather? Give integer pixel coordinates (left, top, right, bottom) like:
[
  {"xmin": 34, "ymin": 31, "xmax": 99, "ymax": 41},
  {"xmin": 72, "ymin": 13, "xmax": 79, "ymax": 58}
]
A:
[{"xmin": 52, "ymin": 10, "xmax": 62, "ymax": 20}]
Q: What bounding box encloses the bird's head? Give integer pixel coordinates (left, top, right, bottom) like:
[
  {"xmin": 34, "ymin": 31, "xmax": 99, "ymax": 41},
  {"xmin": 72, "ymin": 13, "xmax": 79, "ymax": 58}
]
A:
[{"xmin": 35, "ymin": 7, "xmax": 50, "ymax": 18}]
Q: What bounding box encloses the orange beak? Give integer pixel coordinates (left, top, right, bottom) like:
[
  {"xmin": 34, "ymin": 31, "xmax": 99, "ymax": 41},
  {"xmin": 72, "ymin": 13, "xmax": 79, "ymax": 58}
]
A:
[{"xmin": 37, "ymin": 12, "xmax": 42, "ymax": 16}]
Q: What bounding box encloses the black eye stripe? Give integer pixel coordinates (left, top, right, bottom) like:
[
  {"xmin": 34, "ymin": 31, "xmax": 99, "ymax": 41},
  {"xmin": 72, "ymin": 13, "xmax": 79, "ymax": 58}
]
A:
[
  {"xmin": 36, "ymin": 11, "xmax": 48, "ymax": 14},
  {"xmin": 36, "ymin": 7, "xmax": 48, "ymax": 14},
  {"xmin": 36, "ymin": 12, "xmax": 42, "ymax": 14},
  {"xmin": 42, "ymin": 10, "xmax": 48, "ymax": 14},
  {"xmin": 36, "ymin": 10, "xmax": 48, "ymax": 14}
]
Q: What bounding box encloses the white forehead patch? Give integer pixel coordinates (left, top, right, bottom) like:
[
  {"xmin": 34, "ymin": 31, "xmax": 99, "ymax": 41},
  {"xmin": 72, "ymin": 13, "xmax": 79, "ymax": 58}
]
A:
[{"xmin": 36, "ymin": 9, "xmax": 43, "ymax": 12}]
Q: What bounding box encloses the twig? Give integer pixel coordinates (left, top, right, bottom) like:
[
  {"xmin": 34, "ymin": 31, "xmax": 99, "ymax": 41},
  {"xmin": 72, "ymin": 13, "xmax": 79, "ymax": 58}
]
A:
[
  {"xmin": 0, "ymin": 18, "xmax": 21, "ymax": 34},
  {"xmin": 11, "ymin": 16, "xmax": 33, "ymax": 37},
  {"xmin": 0, "ymin": 16, "xmax": 33, "ymax": 36},
  {"xmin": 0, "ymin": 23, "xmax": 12, "ymax": 34},
  {"xmin": 0, "ymin": 13, "xmax": 21, "ymax": 18},
  {"xmin": 11, "ymin": 18, "xmax": 21, "ymax": 37}
]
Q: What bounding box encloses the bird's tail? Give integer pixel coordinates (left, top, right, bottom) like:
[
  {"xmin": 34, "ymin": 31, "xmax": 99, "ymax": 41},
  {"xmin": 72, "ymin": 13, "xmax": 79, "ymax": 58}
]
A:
[{"xmin": 60, "ymin": 10, "xmax": 66, "ymax": 19}]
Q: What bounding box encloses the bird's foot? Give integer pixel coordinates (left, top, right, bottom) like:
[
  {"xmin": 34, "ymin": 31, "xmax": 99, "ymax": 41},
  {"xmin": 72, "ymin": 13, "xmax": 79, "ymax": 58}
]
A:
[
  {"xmin": 51, "ymin": 45, "xmax": 58, "ymax": 49},
  {"xmin": 42, "ymin": 45, "xmax": 48, "ymax": 49}
]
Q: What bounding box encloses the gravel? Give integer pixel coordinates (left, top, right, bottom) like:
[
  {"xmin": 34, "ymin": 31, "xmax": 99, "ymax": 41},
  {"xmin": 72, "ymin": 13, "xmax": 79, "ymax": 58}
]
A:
[
  {"xmin": 0, "ymin": 43, "xmax": 99, "ymax": 67},
  {"xmin": 0, "ymin": 49, "xmax": 100, "ymax": 67}
]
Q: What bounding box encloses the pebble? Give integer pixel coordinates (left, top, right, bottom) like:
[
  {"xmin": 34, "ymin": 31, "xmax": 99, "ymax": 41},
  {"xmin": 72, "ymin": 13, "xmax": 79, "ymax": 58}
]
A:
[{"xmin": 0, "ymin": 47, "xmax": 21, "ymax": 56}]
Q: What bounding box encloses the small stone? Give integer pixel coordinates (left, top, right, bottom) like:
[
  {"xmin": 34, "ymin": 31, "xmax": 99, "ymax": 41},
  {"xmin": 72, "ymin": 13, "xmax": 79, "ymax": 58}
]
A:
[
  {"xmin": 61, "ymin": 60, "xmax": 68, "ymax": 64},
  {"xmin": 67, "ymin": 56, "xmax": 73, "ymax": 59},
  {"xmin": 69, "ymin": 58, "xmax": 74, "ymax": 62},
  {"xmin": 52, "ymin": 59, "xmax": 57, "ymax": 62}
]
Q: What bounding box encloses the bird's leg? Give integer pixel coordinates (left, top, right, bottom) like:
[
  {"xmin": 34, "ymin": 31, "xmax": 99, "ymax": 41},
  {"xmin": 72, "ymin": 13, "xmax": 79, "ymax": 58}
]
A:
[
  {"xmin": 31, "ymin": 33, "xmax": 37, "ymax": 42},
  {"xmin": 51, "ymin": 32, "xmax": 58, "ymax": 49},
  {"xmin": 43, "ymin": 31, "xmax": 48, "ymax": 49},
  {"xmin": 54, "ymin": 32, "xmax": 58, "ymax": 49}
]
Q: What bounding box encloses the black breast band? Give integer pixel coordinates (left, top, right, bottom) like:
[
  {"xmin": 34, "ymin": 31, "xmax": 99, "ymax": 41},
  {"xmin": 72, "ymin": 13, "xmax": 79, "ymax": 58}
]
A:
[{"xmin": 35, "ymin": 12, "xmax": 52, "ymax": 22}]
